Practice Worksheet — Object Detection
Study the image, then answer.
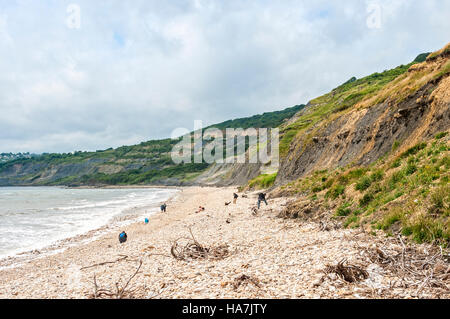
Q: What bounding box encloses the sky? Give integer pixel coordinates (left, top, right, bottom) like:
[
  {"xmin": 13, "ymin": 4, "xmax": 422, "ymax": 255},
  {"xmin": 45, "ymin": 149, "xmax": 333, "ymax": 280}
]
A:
[{"xmin": 0, "ymin": 0, "xmax": 449, "ymax": 153}]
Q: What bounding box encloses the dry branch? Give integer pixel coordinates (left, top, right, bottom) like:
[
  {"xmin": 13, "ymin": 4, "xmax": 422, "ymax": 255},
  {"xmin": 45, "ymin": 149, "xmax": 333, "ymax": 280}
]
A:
[
  {"xmin": 318, "ymin": 220, "xmax": 341, "ymax": 231},
  {"xmin": 170, "ymin": 227, "xmax": 230, "ymax": 261},
  {"xmin": 88, "ymin": 259, "xmax": 143, "ymax": 299},
  {"xmin": 361, "ymin": 236, "xmax": 450, "ymax": 296},
  {"xmin": 324, "ymin": 259, "xmax": 369, "ymax": 283},
  {"xmin": 233, "ymin": 274, "xmax": 261, "ymax": 290},
  {"xmin": 81, "ymin": 255, "xmax": 129, "ymax": 270}
]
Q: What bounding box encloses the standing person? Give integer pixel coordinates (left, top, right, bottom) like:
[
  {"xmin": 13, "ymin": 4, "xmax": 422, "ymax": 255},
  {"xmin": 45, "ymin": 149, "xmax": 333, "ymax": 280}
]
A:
[
  {"xmin": 160, "ymin": 203, "xmax": 167, "ymax": 213},
  {"xmin": 257, "ymin": 193, "xmax": 268, "ymax": 209},
  {"xmin": 233, "ymin": 193, "xmax": 238, "ymax": 204}
]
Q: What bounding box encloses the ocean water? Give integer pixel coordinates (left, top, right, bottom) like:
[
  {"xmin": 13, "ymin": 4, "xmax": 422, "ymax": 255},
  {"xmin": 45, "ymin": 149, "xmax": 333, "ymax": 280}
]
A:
[{"xmin": 0, "ymin": 187, "xmax": 178, "ymax": 259}]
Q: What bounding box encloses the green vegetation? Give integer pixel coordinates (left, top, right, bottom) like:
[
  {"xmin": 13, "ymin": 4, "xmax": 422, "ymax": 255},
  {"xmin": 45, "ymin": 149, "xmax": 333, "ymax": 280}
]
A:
[
  {"xmin": 392, "ymin": 140, "xmax": 401, "ymax": 151},
  {"xmin": 248, "ymin": 173, "xmax": 278, "ymax": 189},
  {"xmin": 355, "ymin": 176, "xmax": 372, "ymax": 192},
  {"xmin": 326, "ymin": 184, "xmax": 346, "ymax": 199},
  {"xmin": 206, "ymin": 105, "xmax": 305, "ymax": 131},
  {"xmin": 435, "ymin": 132, "xmax": 449, "ymax": 140},
  {"xmin": 402, "ymin": 216, "xmax": 448, "ymax": 244},
  {"xmin": 435, "ymin": 60, "xmax": 450, "ymax": 79},
  {"xmin": 280, "ymin": 139, "xmax": 449, "ymax": 246},
  {"xmin": 336, "ymin": 202, "xmax": 352, "ymax": 217},
  {"xmin": 413, "ymin": 53, "xmax": 431, "ymax": 63},
  {"xmin": 427, "ymin": 43, "xmax": 450, "ymax": 61},
  {"xmin": 405, "ymin": 163, "xmax": 418, "ymax": 175},
  {"xmin": 359, "ymin": 193, "xmax": 374, "ymax": 207},
  {"xmin": 377, "ymin": 208, "xmax": 405, "ymax": 231},
  {"xmin": 400, "ymin": 142, "xmax": 427, "ymax": 159}
]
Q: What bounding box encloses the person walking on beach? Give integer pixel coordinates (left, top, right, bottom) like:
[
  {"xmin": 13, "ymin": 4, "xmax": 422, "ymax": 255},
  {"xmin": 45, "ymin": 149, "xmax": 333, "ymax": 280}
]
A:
[
  {"xmin": 161, "ymin": 203, "xmax": 167, "ymax": 213},
  {"xmin": 233, "ymin": 193, "xmax": 238, "ymax": 204},
  {"xmin": 257, "ymin": 193, "xmax": 268, "ymax": 209}
]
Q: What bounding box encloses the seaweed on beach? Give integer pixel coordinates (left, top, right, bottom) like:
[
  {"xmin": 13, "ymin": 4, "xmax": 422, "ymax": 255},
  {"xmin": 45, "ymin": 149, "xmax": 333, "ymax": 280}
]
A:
[{"xmin": 170, "ymin": 227, "xmax": 230, "ymax": 261}]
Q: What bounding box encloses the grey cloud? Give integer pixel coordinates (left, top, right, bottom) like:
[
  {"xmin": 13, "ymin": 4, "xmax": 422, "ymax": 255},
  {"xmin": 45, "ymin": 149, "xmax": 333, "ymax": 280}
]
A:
[{"xmin": 0, "ymin": 0, "xmax": 449, "ymax": 153}]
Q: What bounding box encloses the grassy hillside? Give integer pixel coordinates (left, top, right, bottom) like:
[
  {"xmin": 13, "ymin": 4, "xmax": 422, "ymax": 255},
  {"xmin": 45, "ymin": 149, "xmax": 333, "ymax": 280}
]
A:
[{"xmin": 278, "ymin": 134, "xmax": 449, "ymax": 246}]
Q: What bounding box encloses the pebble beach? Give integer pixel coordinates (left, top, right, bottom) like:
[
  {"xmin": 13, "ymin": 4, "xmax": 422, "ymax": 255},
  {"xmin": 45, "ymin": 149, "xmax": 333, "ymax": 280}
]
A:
[{"xmin": 0, "ymin": 186, "xmax": 448, "ymax": 299}]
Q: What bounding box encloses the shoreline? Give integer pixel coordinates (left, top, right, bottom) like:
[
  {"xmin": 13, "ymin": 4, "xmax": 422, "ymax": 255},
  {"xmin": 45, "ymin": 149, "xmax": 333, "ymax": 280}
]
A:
[
  {"xmin": 67, "ymin": 185, "xmax": 184, "ymax": 190},
  {"xmin": 0, "ymin": 187, "xmax": 181, "ymax": 270},
  {"xmin": 0, "ymin": 186, "xmax": 447, "ymax": 299},
  {"xmin": 0, "ymin": 185, "xmax": 183, "ymax": 189}
]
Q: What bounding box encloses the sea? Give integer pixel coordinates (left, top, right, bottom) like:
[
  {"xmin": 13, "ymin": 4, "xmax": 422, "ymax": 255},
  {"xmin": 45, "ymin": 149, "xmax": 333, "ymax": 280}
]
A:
[{"xmin": 0, "ymin": 186, "xmax": 178, "ymax": 260}]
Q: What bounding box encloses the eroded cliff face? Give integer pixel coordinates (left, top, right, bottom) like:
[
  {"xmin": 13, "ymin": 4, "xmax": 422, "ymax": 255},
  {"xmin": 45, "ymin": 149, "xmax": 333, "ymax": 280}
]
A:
[
  {"xmin": 192, "ymin": 162, "xmax": 262, "ymax": 186},
  {"xmin": 277, "ymin": 44, "xmax": 450, "ymax": 185},
  {"xmin": 0, "ymin": 159, "xmax": 106, "ymax": 186}
]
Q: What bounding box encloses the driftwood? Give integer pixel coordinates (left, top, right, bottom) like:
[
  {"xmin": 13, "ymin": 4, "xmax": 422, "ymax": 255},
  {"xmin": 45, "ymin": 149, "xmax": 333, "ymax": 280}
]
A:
[
  {"xmin": 89, "ymin": 259, "xmax": 143, "ymax": 299},
  {"xmin": 324, "ymin": 259, "xmax": 369, "ymax": 283},
  {"xmin": 170, "ymin": 227, "xmax": 230, "ymax": 261},
  {"xmin": 362, "ymin": 236, "xmax": 450, "ymax": 295},
  {"xmin": 318, "ymin": 220, "xmax": 341, "ymax": 231},
  {"xmin": 233, "ymin": 274, "xmax": 261, "ymax": 290},
  {"xmin": 80, "ymin": 255, "xmax": 129, "ymax": 270}
]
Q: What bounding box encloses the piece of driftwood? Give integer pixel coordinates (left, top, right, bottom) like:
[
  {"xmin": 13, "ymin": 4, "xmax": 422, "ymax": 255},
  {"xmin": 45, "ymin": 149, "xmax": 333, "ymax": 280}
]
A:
[
  {"xmin": 170, "ymin": 227, "xmax": 230, "ymax": 261},
  {"xmin": 89, "ymin": 259, "xmax": 143, "ymax": 299},
  {"xmin": 362, "ymin": 236, "xmax": 449, "ymax": 296},
  {"xmin": 80, "ymin": 255, "xmax": 129, "ymax": 270},
  {"xmin": 232, "ymin": 274, "xmax": 261, "ymax": 290},
  {"xmin": 324, "ymin": 259, "xmax": 369, "ymax": 283}
]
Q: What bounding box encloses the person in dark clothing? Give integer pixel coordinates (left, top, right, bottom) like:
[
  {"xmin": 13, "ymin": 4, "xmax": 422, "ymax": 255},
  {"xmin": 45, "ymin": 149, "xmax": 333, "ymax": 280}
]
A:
[
  {"xmin": 257, "ymin": 193, "xmax": 268, "ymax": 209},
  {"xmin": 233, "ymin": 193, "xmax": 238, "ymax": 204},
  {"xmin": 161, "ymin": 203, "xmax": 167, "ymax": 212},
  {"xmin": 119, "ymin": 231, "xmax": 127, "ymax": 244}
]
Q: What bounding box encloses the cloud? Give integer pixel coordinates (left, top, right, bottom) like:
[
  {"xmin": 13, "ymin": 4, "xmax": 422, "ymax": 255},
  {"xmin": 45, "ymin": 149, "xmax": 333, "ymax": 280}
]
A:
[{"xmin": 0, "ymin": 0, "xmax": 449, "ymax": 153}]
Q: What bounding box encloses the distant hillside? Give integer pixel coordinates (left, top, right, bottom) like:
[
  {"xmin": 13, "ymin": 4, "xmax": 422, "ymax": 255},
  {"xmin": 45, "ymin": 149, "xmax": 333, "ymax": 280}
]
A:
[
  {"xmin": 0, "ymin": 105, "xmax": 303, "ymax": 186},
  {"xmin": 205, "ymin": 105, "xmax": 305, "ymax": 131}
]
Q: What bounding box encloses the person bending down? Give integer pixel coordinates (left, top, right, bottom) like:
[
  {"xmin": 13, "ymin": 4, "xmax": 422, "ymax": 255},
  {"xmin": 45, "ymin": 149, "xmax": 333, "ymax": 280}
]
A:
[{"xmin": 257, "ymin": 193, "xmax": 268, "ymax": 209}]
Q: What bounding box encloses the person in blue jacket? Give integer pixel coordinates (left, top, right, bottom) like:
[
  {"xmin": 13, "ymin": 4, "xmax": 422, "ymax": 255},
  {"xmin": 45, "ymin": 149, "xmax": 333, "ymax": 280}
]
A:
[{"xmin": 119, "ymin": 231, "xmax": 127, "ymax": 243}]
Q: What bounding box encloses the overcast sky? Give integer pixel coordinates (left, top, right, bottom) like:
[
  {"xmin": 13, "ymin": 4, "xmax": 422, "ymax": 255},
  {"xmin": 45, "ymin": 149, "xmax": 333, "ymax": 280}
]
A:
[{"xmin": 0, "ymin": 0, "xmax": 449, "ymax": 153}]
